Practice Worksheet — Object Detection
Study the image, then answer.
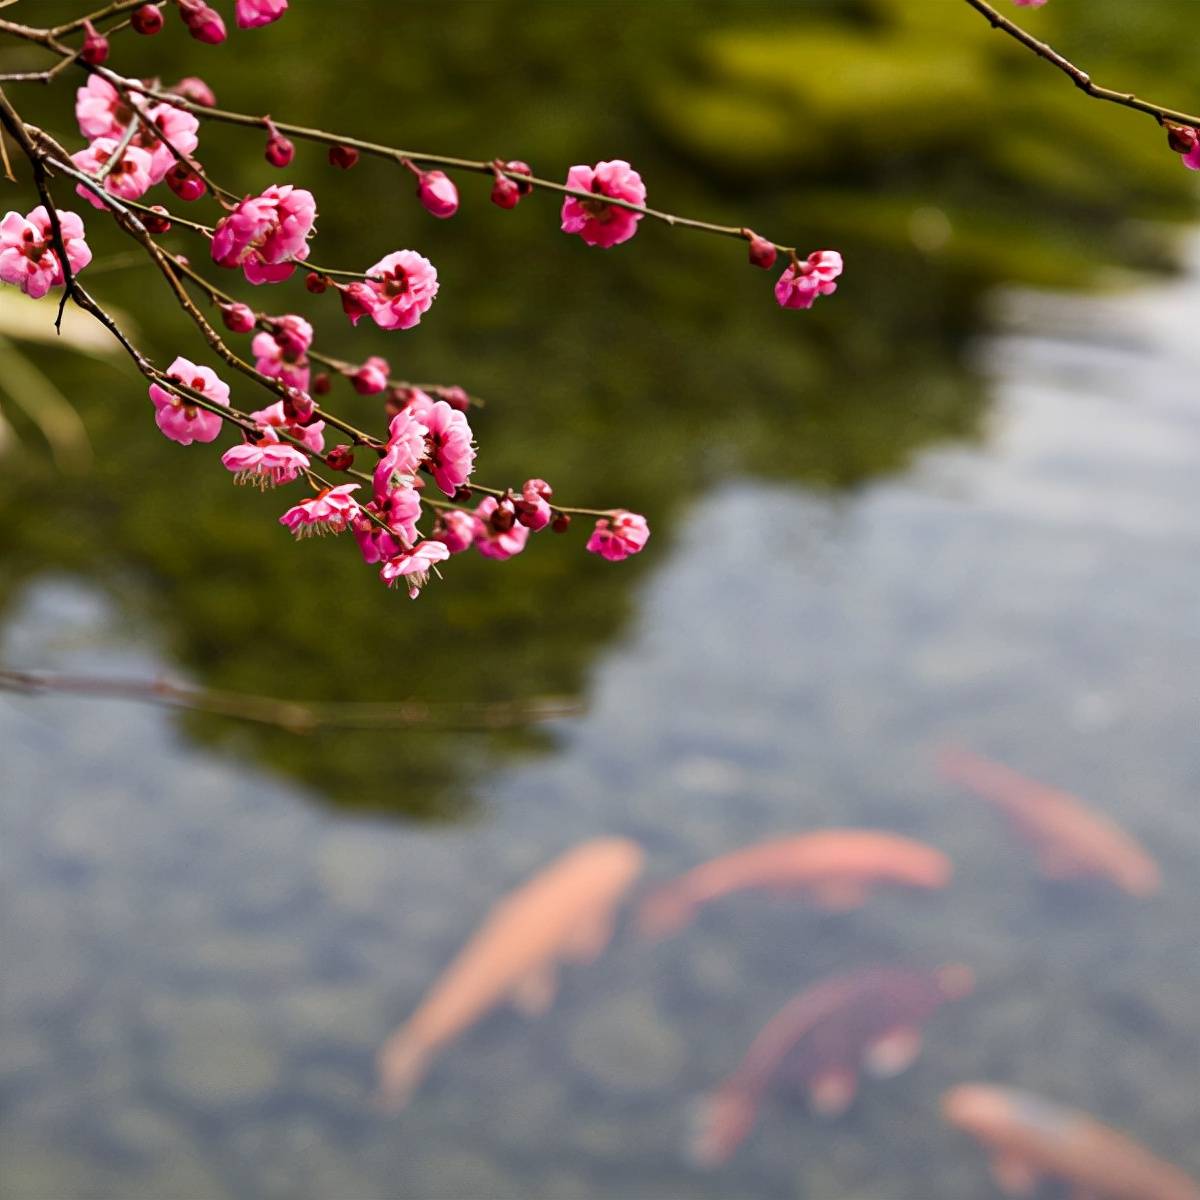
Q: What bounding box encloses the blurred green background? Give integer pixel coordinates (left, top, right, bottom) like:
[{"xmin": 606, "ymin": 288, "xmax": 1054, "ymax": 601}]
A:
[{"xmin": 0, "ymin": 0, "xmax": 1196, "ymax": 816}]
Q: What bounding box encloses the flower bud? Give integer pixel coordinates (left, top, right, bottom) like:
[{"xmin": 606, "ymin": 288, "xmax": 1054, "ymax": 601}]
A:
[
  {"xmin": 491, "ymin": 176, "xmax": 521, "ymax": 209},
  {"xmin": 453, "ymin": 485, "xmax": 473, "ymax": 504},
  {"xmin": 490, "ymin": 501, "xmax": 516, "ymax": 533},
  {"xmin": 132, "ymin": 4, "xmax": 164, "ymax": 34},
  {"xmin": 328, "ymin": 143, "xmax": 359, "ymax": 170},
  {"xmin": 220, "ymin": 302, "xmax": 256, "ymax": 333},
  {"xmin": 304, "ymin": 271, "xmax": 327, "ymax": 294},
  {"xmin": 352, "ymin": 356, "xmax": 390, "ymax": 396},
  {"xmin": 417, "ymin": 170, "xmax": 459, "ymax": 219},
  {"xmin": 326, "ymin": 443, "xmax": 355, "ymax": 471},
  {"xmin": 1166, "ymin": 123, "xmax": 1198, "ymax": 154},
  {"xmin": 165, "ymin": 161, "xmax": 206, "ymax": 201},
  {"xmin": 339, "ymin": 281, "xmax": 375, "ymax": 324},
  {"xmin": 81, "ymin": 21, "xmax": 109, "ymax": 64},
  {"xmin": 142, "ymin": 204, "xmax": 172, "ymax": 234},
  {"xmin": 439, "ymin": 385, "xmax": 470, "ymax": 412},
  {"xmin": 178, "ymin": 0, "xmax": 227, "ymax": 44},
  {"xmin": 552, "ymin": 512, "xmax": 571, "ymax": 533},
  {"xmin": 265, "ymin": 132, "xmax": 294, "ymax": 168},
  {"xmin": 746, "ymin": 231, "xmax": 777, "ymax": 270},
  {"xmin": 283, "ymin": 387, "xmax": 314, "ymax": 422},
  {"xmin": 311, "ymin": 372, "xmax": 331, "ymax": 395},
  {"xmin": 503, "ymin": 160, "xmax": 534, "ymax": 195},
  {"xmin": 171, "ymin": 76, "xmax": 216, "ymax": 107}
]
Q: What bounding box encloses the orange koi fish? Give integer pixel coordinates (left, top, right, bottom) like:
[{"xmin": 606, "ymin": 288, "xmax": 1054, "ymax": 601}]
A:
[
  {"xmin": 943, "ymin": 1084, "xmax": 1199, "ymax": 1200},
  {"xmin": 691, "ymin": 963, "xmax": 974, "ymax": 1166},
  {"xmin": 377, "ymin": 837, "xmax": 644, "ymax": 1108},
  {"xmin": 938, "ymin": 746, "xmax": 1160, "ymax": 896},
  {"xmin": 637, "ymin": 830, "xmax": 953, "ymax": 938}
]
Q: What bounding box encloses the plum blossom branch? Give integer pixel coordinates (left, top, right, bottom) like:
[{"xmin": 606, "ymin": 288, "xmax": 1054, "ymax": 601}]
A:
[{"xmin": 962, "ymin": 0, "xmax": 1200, "ymax": 129}]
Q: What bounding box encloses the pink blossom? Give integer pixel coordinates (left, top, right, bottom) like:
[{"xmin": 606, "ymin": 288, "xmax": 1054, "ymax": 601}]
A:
[
  {"xmin": 351, "ymin": 250, "xmax": 439, "ymax": 330},
  {"xmin": 178, "ymin": 0, "xmax": 226, "ymax": 43},
  {"xmin": 434, "ymin": 509, "xmax": 475, "ymax": 554},
  {"xmin": 75, "ymin": 75, "xmax": 125, "ymax": 141},
  {"xmin": 586, "ymin": 510, "xmax": 650, "ymax": 561},
  {"xmin": 71, "ymin": 138, "xmax": 155, "ymax": 209},
  {"xmin": 473, "ymin": 496, "xmax": 529, "ymax": 560},
  {"xmin": 1183, "ymin": 142, "xmax": 1200, "ymax": 171},
  {"xmin": 279, "ymin": 484, "xmax": 360, "ymax": 538},
  {"xmin": 422, "ymin": 400, "xmax": 475, "ymax": 496},
  {"xmin": 171, "ymin": 77, "xmax": 217, "ymax": 107},
  {"xmin": 416, "ymin": 170, "xmax": 459, "ymax": 218},
  {"xmin": 774, "ymin": 250, "xmax": 843, "ymax": 310},
  {"xmin": 211, "ymin": 185, "xmax": 316, "ymax": 285},
  {"xmin": 235, "ymin": 0, "xmax": 288, "ymax": 28},
  {"xmin": 516, "ymin": 478, "xmax": 553, "ymax": 531},
  {"xmin": 221, "ymin": 433, "xmax": 309, "ymax": 487},
  {"xmin": 374, "ymin": 408, "xmax": 429, "ymax": 500},
  {"xmin": 250, "ymin": 400, "xmax": 325, "ymax": 453},
  {"xmin": 352, "ymin": 356, "xmax": 390, "ymax": 395},
  {"xmin": 148, "ymin": 356, "xmax": 229, "ymax": 445},
  {"xmin": 380, "ymin": 539, "xmax": 450, "ymax": 598},
  {"xmin": 0, "ymin": 206, "xmax": 92, "ymax": 300},
  {"xmin": 352, "ymin": 486, "xmax": 422, "ymax": 563},
  {"xmin": 251, "ymin": 315, "xmax": 313, "ymax": 390},
  {"xmin": 133, "ymin": 101, "xmax": 201, "ymax": 185},
  {"xmin": 560, "ymin": 160, "xmax": 646, "ymax": 248}
]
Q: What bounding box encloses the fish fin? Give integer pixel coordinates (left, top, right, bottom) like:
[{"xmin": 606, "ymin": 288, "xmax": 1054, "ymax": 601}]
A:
[
  {"xmin": 510, "ymin": 964, "xmax": 559, "ymax": 1017},
  {"xmin": 562, "ymin": 909, "xmax": 616, "ymax": 965},
  {"xmin": 807, "ymin": 879, "xmax": 873, "ymax": 911},
  {"xmin": 807, "ymin": 1068, "xmax": 857, "ymax": 1118},
  {"xmin": 862, "ymin": 1027, "xmax": 923, "ymax": 1078},
  {"xmin": 686, "ymin": 1088, "xmax": 757, "ymax": 1169},
  {"xmin": 375, "ymin": 1035, "xmax": 429, "ymax": 1112},
  {"xmin": 988, "ymin": 1153, "xmax": 1040, "ymax": 1197}
]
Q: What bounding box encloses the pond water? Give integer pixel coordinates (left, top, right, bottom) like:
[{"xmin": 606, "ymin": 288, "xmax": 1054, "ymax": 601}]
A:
[{"xmin": 4, "ymin": 226, "xmax": 1200, "ymax": 1198}]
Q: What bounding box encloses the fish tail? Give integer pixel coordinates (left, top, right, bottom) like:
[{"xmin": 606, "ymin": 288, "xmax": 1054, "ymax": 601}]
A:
[
  {"xmin": 635, "ymin": 886, "xmax": 696, "ymax": 940},
  {"xmin": 686, "ymin": 1087, "xmax": 756, "ymax": 1169},
  {"xmin": 374, "ymin": 1035, "xmax": 429, "ymax": 1112}
]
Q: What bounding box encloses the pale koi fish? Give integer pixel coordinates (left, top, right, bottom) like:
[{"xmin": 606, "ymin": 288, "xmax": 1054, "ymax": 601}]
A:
[
  {"xmin": 938, "ymin": 746, "xmax": 1160, "ymax": 897},
  {"xmin": 377, "ymin": 836, "xmax": 644, "ymax": 1109},
  {"xmin": 691, "ymin": 963, "xmax": 975, "ymax": 1167},
  {"xmin": 637, "ymin": 830, "xmax": 953, "ymax": 939},
  {"xmin": 943, "ymin": 1084, "xmax": 1199, "ymax": 1200}
]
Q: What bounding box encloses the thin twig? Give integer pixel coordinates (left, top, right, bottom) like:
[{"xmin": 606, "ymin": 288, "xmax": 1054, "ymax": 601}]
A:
[{"xmin": 962, "ymin": 0, "xmax": 1200, "ymax": 129}]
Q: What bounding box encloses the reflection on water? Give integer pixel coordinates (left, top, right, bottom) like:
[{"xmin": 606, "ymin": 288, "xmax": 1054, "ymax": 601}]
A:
[{"xmin": 4, "ymin": 239, "xmax": 1200, "ymax": 1198}]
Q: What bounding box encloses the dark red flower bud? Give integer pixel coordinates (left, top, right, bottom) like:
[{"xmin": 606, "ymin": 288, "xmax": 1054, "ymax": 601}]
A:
[
  {"xmin": 177, "ymin": 0, "xmax": 227, "ymax": 44},
  {"xmin": 339, "ymin": 282, "xmax": 375, "ymax": 324},
  {"xmin": 283, "ymin": 388, "xmax": 314, "ymax": 422},
  {"xmin": 265, "ymin": 132, "xmax": 294, "ymax": 168},
  {"xmin": 504, "ymin": 160, "xmax": 534, "ymax": 195},
  {"xmin": 552, "ymin": 512, "xmax": 571, "ymax": 533},
  {"xmin": 220, "ymin": 302, "xmax": 255, "ymax": 333},
  {"xmin": 142, "ymin": 204, "xmax": 172, "ymax": 234},
  {"xmin": 81, "ymin": 21, "xmax": 109, "ymax": 64},
  {"xmin": 165, "ymin": 161, "xmax": 206, "ymax": 201},
  {"xmin": 328, "ymin": 143, "xmax": 359, "ymax": 170},
  {"xmin": 490, "ymin": 503, "xmax": 516, "ymax": 533},
  {"xmin": 1166, "ymin": 123, "xmax": 1198, "ymax": 154},
  {"xmin": 491, "ymin": 176, "xmax": 521, "ymax": 209},
  {"xmin": 304, "ymin": 271, "xmax": 328, "ymax": 294},
  {"xmin": 132, "ymin": 4, "xmax": 164, "ymax": 34},
  {"xmin": 326, "ymin": 444, "xmax": 355, "ymax": 471},
  {"xmin": 439, "ymin": 385, "xmax": 470, "ymax": 412},
  {"xmin": 453, "ymin": 485, "xmax": 473, "ymax": 504},
  {"xmin": 746, "ymin": 231, "xmax": 777, "ymax": 270},
  {"xmin": 311, "ymin": 372, "xmax": 332, "ymax": 396}
]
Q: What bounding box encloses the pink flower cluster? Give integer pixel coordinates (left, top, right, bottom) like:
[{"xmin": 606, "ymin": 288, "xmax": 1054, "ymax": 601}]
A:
[
  {"xmin": 148, "ymin": 355, "xmax": 230, "ymax": 445},
  {"xmin": 251, "ymin": 313, "xmax": 313, "ymax": 390},
  {"xmin": 0, "ymin": 206, "xmax": 91, "ymax": 299},
  {"xmin": 73, "ymin": 77, "xmax": 200, "ymax": 210},
  {"xmin": 211, "ymin": 185, "xmax": 317, "ymax": 284}
]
